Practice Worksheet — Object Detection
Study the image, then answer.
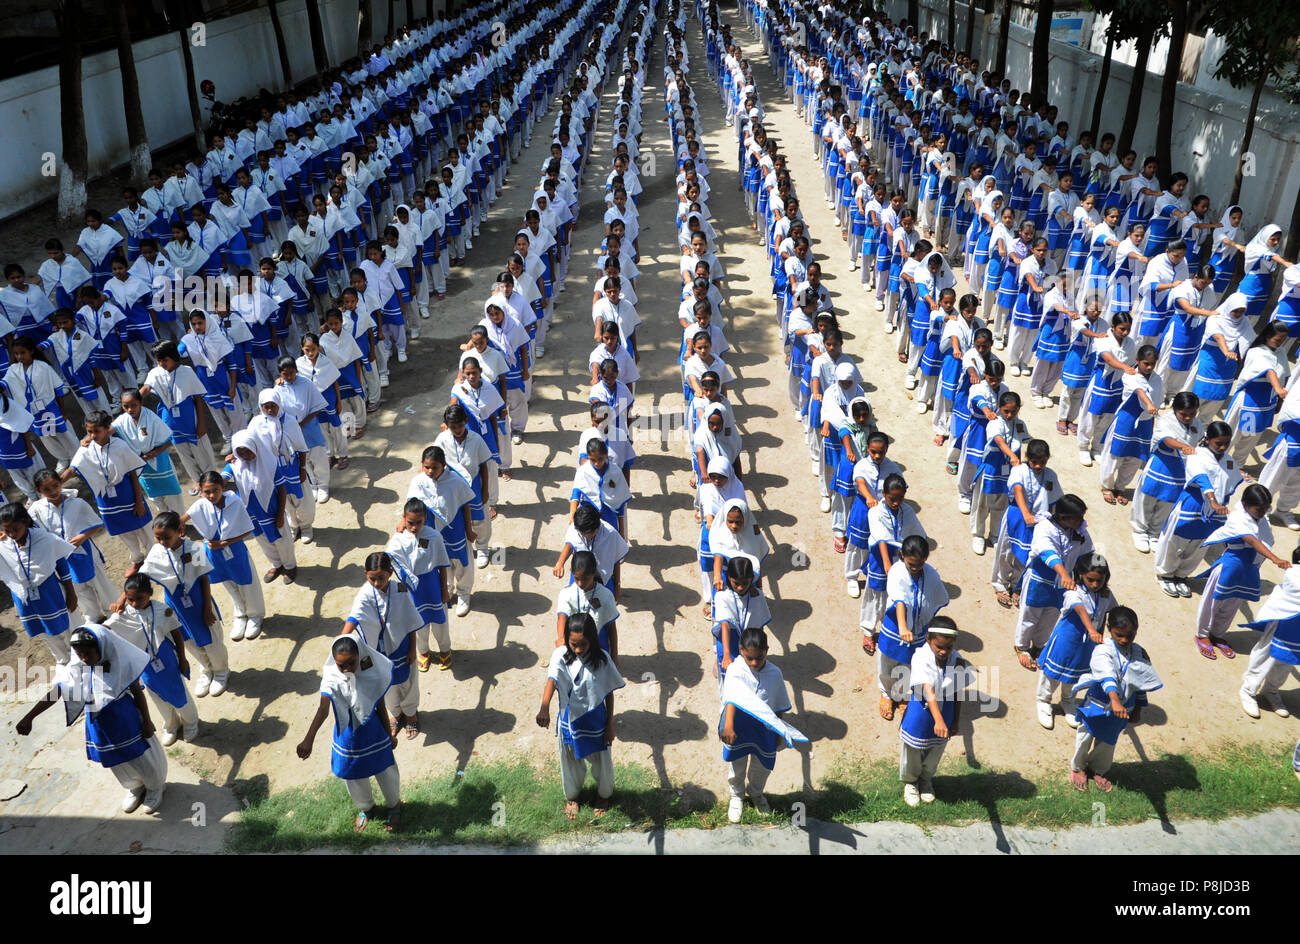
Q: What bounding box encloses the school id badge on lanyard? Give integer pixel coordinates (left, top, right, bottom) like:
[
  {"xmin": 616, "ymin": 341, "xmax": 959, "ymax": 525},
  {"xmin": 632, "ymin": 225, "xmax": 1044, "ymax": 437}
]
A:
[{"xmin": 168, "ymin": 547, "xmax": 194, "ymax": 608}]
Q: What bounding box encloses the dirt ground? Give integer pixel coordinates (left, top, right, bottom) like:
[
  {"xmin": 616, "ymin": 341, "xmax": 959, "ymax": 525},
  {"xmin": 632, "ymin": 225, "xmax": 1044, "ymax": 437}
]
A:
[{"xmin": 0, "ymin": 8, "xmax": 1295, "ymax": 849}]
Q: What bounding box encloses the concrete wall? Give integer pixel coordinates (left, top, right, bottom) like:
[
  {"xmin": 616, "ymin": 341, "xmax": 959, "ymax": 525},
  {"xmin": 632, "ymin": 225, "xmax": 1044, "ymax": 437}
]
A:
[
  {"xmin": 0, "ymin": 0, "xmax": 450, "ymax": 222},
  {"xmin": 886, "ymin": 0, "xmax": 1300, "ymax": 238}
]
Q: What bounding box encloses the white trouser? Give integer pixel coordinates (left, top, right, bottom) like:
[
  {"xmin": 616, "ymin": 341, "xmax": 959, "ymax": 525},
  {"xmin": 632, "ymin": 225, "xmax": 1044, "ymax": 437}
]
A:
[
  {"xmin": 1098, "ymin": 452, "xmax": 1142, "ymax": 491},
  {"xmin": 41, "ymin": 430, "xmax": 81, "ymax": 465},
  {"xmin": 1057, "ymin": 385, "xmax": 1085, "ymax": 424},
  {"xmin": 210, "ymin": 403, "xmax": 241, "ymax": 441},
  {"xmin": 1259, "ymin": 445, "xmax": 1300, "ymax": 513},
  {"xmin": 382, "ymin": 322, "xmax": 407, "ymax": 357},
  {"xmin": 1037, "ymin": 672, "xmax": 1080, "ymax": 713},
  {"xmin": 1230, "ymin": 431, "xmax": 1261, "ymax": 469},
  {"xmin": 1015, "ymin": 603, "xmax": 1058, "ymax": 650},
  {"xmin": 384, "ymin": 672, "xmax": 420, "ymax": 716},
  {"xmin": 146, "ymin": 684, "xmax": 199, "ymax": 736},
  {"xmin": 191, "ymin": 636, "xmax": 229, "ymax": 679},
  {"xmin": 449, "ymin": 558, "xmax": 474, "ymax": 597},
  {"xmin": 1196, "ymin": 567, "xmax": 1242, "ymax": 640},
  {"xmin": 1077, "ymin": 409, "xmax": 1114, "ymax": 456},
  {"xmin": 507, "ymin": 387, "xmax": 528, "ymax": 434},
  {"xmin": 860, "ymin": 586, "xmax": 886, "ymax": 631},
  {"xmin": 363, "ymin": 361, "xmax": 382, "ymax": 404},
  {"xmin": 1240, "ymin": 625, "xmax": 1295, "ymax": 698},
  {"xmin": 1029, "ymin": 359, "xmax": 1062, "ymax": 398},
  {"xmin": 899, "ymin": 741, "xmax": 947, "ymax": 784},
  {"xmin": 221, "ymin": 576, "xmax": 266, "ymax": 621},
  {"xmin": 559, "ymin": 736, "xmax": 614, "ymax": 800},
  {"xmin": 110, "ymin": 734, "xmax": 167, "ymax": 796},
  {"xmin": 41, "ymin": 627, "xmax": 72, "ymax": 665},
  {"xmin": 286, "ymin": 489, "xmax": 316, "ymax": 531},
  {"xmin": 418, "ymin": 619, "xmax": 451, "ymax": 655},
  {"xmin": 727, "ymin": 754, "xmax": 772, "ymax": 799},
  {"xmin": 325, "ymin": 422, "xmax": 348, "ymax": 460},
  {"xmin": 172, "ymin": 439, "xmax": 216, "ymax": 486},
  {"xmin": 1129, "ymin": 493, "xmax": 1171, "ymax": 542},
  {"xmin": 1072, "ymin": 727, "xmax": 1116, "ymax": 775},
  {"xmin": 118, "ymin": 525, "xmax": 153, "ymax": 564},
  {"xmin": 256, "ymin": 532, "xmax": 297, "ymax": 571},
  {"xmin": 6, "ymin": 465, "xmax": 40, "ymax": 500},
  {"xmin": 345, "ymin": 762, "xmax": 400, "ymax": 811},
  {"xmin": 879, "ymin": 650, "xmax": 910, "ymax": 700},
  {"xmin": 989, "ymin": 528, "xmax": 1023, "ymax": 593},
  {"xmin": 304, "ymin": 443, "xmax": 330, "ymax": 493},
  {"xmin": 75, "ymin": 563, "xmax": 119, "ymax": 620},
  {"xmin": 845, "ymin": 544, "xmax": 866, "ymax": 581},
  {"xmin": 970, "ymin": 489, "xmax": 1007, "ymax": 540},
  {"xmin": 1153, "ymin": 530, "xmax": 1204, "ymax": 580},
  {"xmin": 1006, "ymin": 325, "xmax": 1036, "ymax": 371}
]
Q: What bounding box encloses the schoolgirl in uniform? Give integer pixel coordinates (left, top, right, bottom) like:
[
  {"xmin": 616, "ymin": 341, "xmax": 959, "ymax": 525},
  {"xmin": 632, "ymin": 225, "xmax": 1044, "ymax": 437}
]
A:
[
  {"xmin": 1194, "ymin": 484, "xmax": 1290, "ymax": 660},
  {"xmin": 407, "ymin": 445, "xmax": 475, "ymax": 618},
  {"xmin": 63, "ymin": 410, "xmax": 153, "ymax": 572},
  {"xmin": 29, "ymin": 470, "xmax": 116, "ymax": 621},
  {"xmin": 899, "ymin": 619, "xmax": 970, "ymax": 806},
  {"xmin": 1097, "ymin": 345, "xmax": 1163, "ymax": 505},
  {"xmin": 712, "ymin": 554, "xmax": 770, "ymax": 690},
  {"xmin": 106, "ymin": 574, "xmax": 200, "ymax": 744},
  {"xmin": 140, "ymin": 341, "xmax": 215, "ymax": 491},
  {"xmin": 4, "ymin": 336, "xmax": 81, "ymax": 471},
  {"xmin": 297, "ymin": 635, "xmax": 402, "ymax": 833},
  {"xmin": 1036, "ymin": 553, "xmax": 1114, "ymax": 730},
  {"xmin": 0, "ymin": 501, "xmax": 79, "ymax": 664},
  {"xmin": 41, "ymin": 307, "xmax": 108, "ymax": 415},
  {"xmin": 1238, "ymin": 556, "xmax": 1300, "ymax": 718},
  {"xmin": 17, "ymin": 624, "xmax": 167, "ymax": 814},
  {"xmin": 1192, "ymin": 293, "xmax": 1255, "ymax": 425},
  {"xmin": 297, "ymin": 333, "xmax": 349, "ymax": 472},
  {"xmin": 139, "ymin": 511, "xmax": 228, "ymax": 698},
  {"xmin": 1015, "ymin": 493, "xmax": 1093, "ymax": 668},
  {"xmin": 387, "ymin": 497, "xmax": 453, "ymax": 671},
  {"xmin": 224, "ymin": 428, "xmax": 296, "ymax": 585},
  {"xmin": 990, "ymin": 439, "xmax": 1059, "ymax": 609},
  {"xmin": 343, "ymin": 551, "xmax": 422, "ymax": 739},
  {"xmin": 1224, "ymin": 322, "xmax": 1290, "ymax": 469},
  {"xmin": 861, "ymin": 473, "xmax": 928, "ymax": 652},
  {"xmin": 1130, "ymin": 393, "xmax": 1201, "ymax": 553},
  {"xmin": 1077, "ymin": 313, "xmax": 1136, "ymax": 467},
  {"xmin": 878, "ymin": 534, "xmax": 949, "ymax": 721},
  {"xmin": 182, "ymin": 471, "xmax": 265, "ymax": 642},
  {"xmin": 969, "ymin": 390, "xmax": 1029, "ymax": 556},
  {"xmin": 0, "ymin": 380, "xmax": 40, "ymax": 500},
  {"xmin": 1153, "ymin": 422, "xmax": 1240, "ymax": 598}
]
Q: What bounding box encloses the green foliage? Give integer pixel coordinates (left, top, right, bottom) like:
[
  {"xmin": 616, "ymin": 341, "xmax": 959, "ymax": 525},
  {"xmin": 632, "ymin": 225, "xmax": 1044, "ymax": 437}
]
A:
[{"xmin": 1203, "ymin": 0, "xmax": 1300, "ymax": 89}]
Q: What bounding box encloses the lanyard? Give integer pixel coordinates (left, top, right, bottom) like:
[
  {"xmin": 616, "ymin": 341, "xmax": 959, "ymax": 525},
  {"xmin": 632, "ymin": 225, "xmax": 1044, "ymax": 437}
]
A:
[
  {"xmin": 166, "ymin": 544, "xmax": 189, "ymax": 598},
  {"xmin": 213, "ymin": 502, "xmax": 226, "ymax": 541},
  {"xmin": 15, "ymin": 531, "xmax": 35, "ymax": 594},
  {"xmin": 371, "ymin": 585, "xmax": 389, "ymax": 650},
  {"xmin": 92, "ymin": 441, "xmax": 114, "ymax": 485}
]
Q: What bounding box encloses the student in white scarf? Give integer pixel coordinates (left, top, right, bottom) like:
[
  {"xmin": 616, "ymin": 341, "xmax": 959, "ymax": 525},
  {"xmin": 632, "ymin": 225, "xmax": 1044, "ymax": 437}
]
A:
[
  {"xmin": 297, "ymin": 634, "xmax": 402, "ymax": 832},
  {"xmin": 536, "ymin": 614, "xmax": 625, "ymax": 820},
  {"xmin": 17, "ymin": 623, "xmax": 168, "ymax": 814}
]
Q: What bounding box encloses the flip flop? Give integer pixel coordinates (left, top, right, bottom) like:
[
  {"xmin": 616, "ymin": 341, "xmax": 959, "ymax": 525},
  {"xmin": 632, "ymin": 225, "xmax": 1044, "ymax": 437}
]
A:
[
  {"xmin": 1195, "ymin": 636, "xmax": 1217, "ymax": 660},
  {"xmin": 945, "ymin": 461, "xmax": 959, "ymax": 475},
  {"xmin": 1211, "ymin": 637, "xmax": 1236, "ymax": 659},
  {"xmin": 593, "ymin": 799, "xmax": 610, "ymax": 818},
  {"xmin": 1056, "ymin": 421, "xmax": 1068, "ymax": 435},
  {"xmin": 1069, "ymin": 769, "xmax": 1087, "ymax": 791},
  {"xmin": 862, "ymin": 634, "xmax": 877, "ymax": 656},
  {"xmin": 996, "ymin": 590, "xmax": 1013, "ymax": 609},
  {"xmin": 1101, "ymin": 489, "xmax": 1117, "ymax": 505},
  {"xmin": 879, "ymin": 693, "xmax": 894, "ymax": 720},
  {"xmin": 417, "ymin": 652, "xmax": 433, "ymax": 673},
  {"xmin": 565, "ymin": 800, "xmax": 579, "ymax": 820},
  {"xmin": 1116, "ymin": 492, "xmax": 1130, "ymax": 506},
  {"xmin": 405, "ymin": 717, "xmax": 420, "ymax": 740},
  {"xmin": 354, "ymin": 810, "xmax": 369, "ymax": 832},
  {"xmin": 384, "ymin": 803, "xmax": 403, "ymax": 832}
]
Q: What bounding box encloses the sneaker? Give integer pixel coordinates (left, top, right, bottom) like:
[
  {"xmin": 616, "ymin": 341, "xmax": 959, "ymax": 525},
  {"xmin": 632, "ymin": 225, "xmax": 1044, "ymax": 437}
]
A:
[
  {"xmin": 141, "ymin": 787, "xmax": 165, "ymax": 814},
  {"xmin": 1131, "ymin": 533, "xmax": 1150, "ymax": 553},
  {"xmin": 819, "ymin": 497, "xmax": 832, "ymax": 513},
  {"xmin": 971, "ymin": 536, "xmax": 986, "ymax": 555},
  {"xmin": 957, "ymin": 496, "xmax": 971, "ymax": 515},
  {"xmin": 904, "ymin": 375, "xmax": 917, "ymax": 390},
  {"xmin": 1176, "ymin": 580, "xmax": 1192, "ymax": 598},
  {"xmin": 1065, "ymin": 711, "xmax": 1081, "ymax": 729},
  {"xmin": 903, "ymin": 782, "xmax": 920, "ymax": 807},
  {"xmin": 916, "ymin": 401, "xmax": 928, "ymax": 414},
  {"xmin": 397, "ymin": 350, "xmax": 408, "ymax": 363},
  {"xmin": 122, "ymin": 788, "xmax": 146, "ymax": 813},
  {"xmin": 1158, "ymin": 578, "xmax": 1181, "ymax": 598},
  {"xmin": 380, "ymin": 372, "xmax": 391, "ymax": 388},
  {"xmin": 877, "ymin": 300, "xmax": 886, "ymax": 312},
  {"xmin": 194, "ymin": 672, "xmax": 211, "ymax": 698},
  {"xmin": 995, "ymin": 338, "xmax": 1007, "ymax": 351},
  {"xmin": 182, "ymin": 722, "xmax": 199, "ymax": 741},
  {"xmin": 208, "ymin": 672, "xmax": 228, "ymax": 697},
  {"xmin": 1260, "ymin": 691, "xmax": 1291, "ymax": 717},
  {"xmin": 1037, "ymin": 700, "xmax": 1054, "ymax": 729},
  {"xmin": 1009, "ymin": 364, "xmax": 1021, "ymax": 377},
  {"xmin": 230, "ymin": 617, "xmax": 247, "ymax": 642},
  {"xmin": 475, "ymin": 549, "xmax": 490, "ymax": 569},
  {"xmin": 1078, "ymin": 450, "xmax": 1093, "ymax": 467},
  {"xmin": 512, "ymin": 432, "xmax": 523, "ymax": 445},
  {"xmin": 1240, "ymin": 690, "xmax": 1261, "ymax": 718},
  {"xmin": 160, "ymin": 728, "xmax": 179, "ymax": 747},
  {"xmin": 300, "ymin": 526, "xmax": 314, "ymax": 544},
  {"xmin": 727, "ymin": 795, "xmax": 744, "ymax": 823},
  {"xmin": 419, "ymin": 307, "xmax": 430, "ymax": 319},
  {"xmin": 749, "ymin": 791, "xmax": 770, "ymax": 813},
  {"xmin": 408, "ymin": 326, "xmax": 420, "ymax": 339},
  {"xmin": 315, "ymin": 488, "xmax": 329, "ymax": 504},
  {"xmin": 918, "ymin": 779, "xmax": 935, "ymax": 803},
  {"xmin": 1282, "ymin": 512, "xmax": 1300, "ymax": 531},
  {"xmin": 846, "ymin": 579, "xmax": 861, "ymax": 598},
  {"xmin": 455, "ymin": 597, "xmax": 471, "ymax": 617},
  {"xmin": 535, "ymin": 344, "xmax": 546, "ymax": 358},
  {"xmin": 882, "ymin": 319, "xmax": 894, "ymax": 330},
  {"xmin": 811, "ymin": 459, "xmax": 821, "ymax": 475}
]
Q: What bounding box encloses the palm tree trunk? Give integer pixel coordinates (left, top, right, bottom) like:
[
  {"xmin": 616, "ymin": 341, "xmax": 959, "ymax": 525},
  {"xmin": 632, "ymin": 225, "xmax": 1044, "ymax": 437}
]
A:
[
  {"xmin": 1031, "ymin": 0, "xmax": 1054, "ymax": 103},
  {"xmin": 358, "ymin": 0, "xmax": 373, "ymax": 55},
  {"xmin": 267, "ymin": 0, "xmax": 294, "ymax": 89},
  {"xmin": 995, "ymin": 0, "xmax": 1011, "ymax": 77},
  {"xmin": 1231, "ymin": 61, "xmax": 1269, "ymax": 206},
  {"xmin": 1118, "ymin": 38, "xmax": 1150, "ymax": 155},
  {"xmin": 1155, "ymin": 0, "xmax": 1189, "ymax": 170},
  {"xmin": 56, "ymin": 0, "xmax": 88, "ymax": 225},
  {"xmin": 305, "ymin": 0, "xmax": 329, "ymax": 75},
  {"xmin": 964, "ymin": 0, "xmax": 976, "ymax": 54},
  {"xmin": 948, "ymin": 0, "xmax": 957, "ymax": 46},
  {"xmin": 111, "ymin": 0, "xmax": 152, "ymax": 184},
  {"xmin": 1090, "ymin": 29, "xmax": 1113, "ymax": 136}
]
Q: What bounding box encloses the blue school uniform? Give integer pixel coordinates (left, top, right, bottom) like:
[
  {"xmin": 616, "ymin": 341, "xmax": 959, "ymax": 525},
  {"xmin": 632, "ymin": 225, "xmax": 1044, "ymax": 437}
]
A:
[
  {"xmin": 1039, "ymin": 588, "xmax": 1111, "ymax": 686},
  {"xmin": 84, "ymin": 689, "xmax": 151, "ymax": 768},
  {"xmin": 331, "ymin": 705, "xmax": 396, "ymax": 780}
]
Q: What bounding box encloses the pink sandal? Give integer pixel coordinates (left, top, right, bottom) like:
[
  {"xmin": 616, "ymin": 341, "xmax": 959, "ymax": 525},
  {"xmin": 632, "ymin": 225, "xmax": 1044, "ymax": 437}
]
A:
[
  {"xmin": 1211, "ymin": 637, "xmax": 1236, "ymax": 659},
  {"xmin": 1195, "ymin": 636, "xmax": 1217, "ymax": 660}
]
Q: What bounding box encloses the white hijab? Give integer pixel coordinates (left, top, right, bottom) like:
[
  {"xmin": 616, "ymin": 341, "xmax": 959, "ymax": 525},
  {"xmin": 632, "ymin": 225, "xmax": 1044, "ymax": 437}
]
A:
[
  {"xmin": 321, "ymin": 633, "xmax": 393, "ymax": 730},
  {"xmin": 1245, "ymin": 224, "xmax": 1282, "ymax": 272},
  {"xmin": 708, "ymin": 498, "xmax": 769, "ymax": 565},
  {"xmin": 229, "ymin": 428, "xmax": 277, "ymax": 508},
  {"xmin": 58, "ymin": 623, "xmax": 150, "ymax": 722}
]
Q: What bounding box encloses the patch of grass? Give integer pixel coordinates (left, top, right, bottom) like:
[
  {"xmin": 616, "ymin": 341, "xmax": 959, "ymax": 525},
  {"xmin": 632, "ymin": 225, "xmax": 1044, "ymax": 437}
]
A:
[{"xmin": 225, "ymin": 741, "xmax": 1300, "ymax": 851}]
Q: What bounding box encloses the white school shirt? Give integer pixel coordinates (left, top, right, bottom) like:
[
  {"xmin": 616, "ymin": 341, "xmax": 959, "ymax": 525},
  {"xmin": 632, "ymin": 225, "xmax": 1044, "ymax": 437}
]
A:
[
  {"xmin": 556, "ymin": 582, "xmax": 618, "ymax": 633},
  {"xmin": 386, "ymin": 526, "xmax": 451, "ymax": 583},
  {"xmin": 1007, "ymin": 465, "xmax": 1060, "ymax": 518},
  {"xmin": 561, "ymin": 521, "xmax": 630, "ymax": 584},
  {"xmin": 346, "ymin": 580, "xmax": 421, "ymax": 655},
  {"xmin": 433, "ymin": 428, "xmax": 492, "ymax": 481},
  {"xmin": 29, "ymin": 491, "xmax": 103, "ymax": 544},
  {"xmin": 140, "ymin": 538, "xmax": 213, "ymax": 604},
  {"xmin": 885, "ymin": 560, "xmax": 949, "ymax": 629}
]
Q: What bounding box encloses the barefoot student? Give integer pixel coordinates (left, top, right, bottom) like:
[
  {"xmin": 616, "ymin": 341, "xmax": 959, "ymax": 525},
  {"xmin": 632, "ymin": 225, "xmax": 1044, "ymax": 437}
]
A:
[
  {"xmin": 537, "ymin": 614, "xmax": 624, "ymax": 820},
  {"xmin": 16, "ymin": 624, "xmax": 168, "ymax": 814},
  {"xmin": 720, "ymin": 626, "xmax": 806, "ymax": 823},
  {"xmin": 297, "ymin": 634, "xmax": 402, "ymax": 832}
]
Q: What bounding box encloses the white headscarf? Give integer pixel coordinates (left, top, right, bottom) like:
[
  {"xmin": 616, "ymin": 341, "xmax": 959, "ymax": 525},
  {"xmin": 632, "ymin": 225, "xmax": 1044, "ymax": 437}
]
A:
[
  {"xmin": 693, "ymin": 403, "xmax": 741, "ymax": 463},
  {"xmin": 708, "ymin": 498, "xmax": 770, "ymax": 565},
  {"xmin": 1206, "ymin": 292, "xmax": 1254, "ymax": 355},
  {"xmin": 979, "ymin": 188, "xmax": 1004, "ymax": 219},
  {"xmin": 1245, "ymin": 224, "xmax": 1282, "ymax": 272},
  {"xmin": 57, "ymin": 623, "xmax": 150, "ymax": 722},
  {"xmin": 181, "ymin": 321, "xmax": 235, "ymax": 371},
  {"xmin": 229, "ymin": 428, "xmax": 276, "ymax": 508},
  {"xmin": 572, "ymin": 451, "xmax": 632, "ymax": 510},
  {"xmin": 320, "ymin": 633, "xmax": 393, "ymax": 731}
]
